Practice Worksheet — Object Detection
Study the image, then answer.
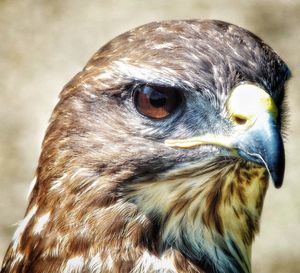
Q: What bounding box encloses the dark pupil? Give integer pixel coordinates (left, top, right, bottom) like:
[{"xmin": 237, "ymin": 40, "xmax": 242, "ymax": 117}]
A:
[{"xmin": 149, "ymin": 90, "xmax": 167, "ymax": 108}]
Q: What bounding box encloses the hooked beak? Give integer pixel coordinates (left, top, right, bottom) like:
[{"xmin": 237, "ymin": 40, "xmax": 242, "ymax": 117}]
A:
[
  {"xmin": 232, "ymin": 114, "xmax": 284, "ymax": 188},
  {"xmin": 165, "ymin": 84, "xmax": 285, "ymax": 188}
]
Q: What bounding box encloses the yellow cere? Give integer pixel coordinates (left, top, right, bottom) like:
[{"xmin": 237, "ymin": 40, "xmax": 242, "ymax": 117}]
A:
[{"xmin": 227, "ymin": 84, "xmax": 278, "ymax": 122}]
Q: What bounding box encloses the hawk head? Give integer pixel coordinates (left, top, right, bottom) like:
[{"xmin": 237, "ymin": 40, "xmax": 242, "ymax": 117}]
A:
[{"xmin": 2, "ymin": 20, "xmax": 291, "ymax": 273}]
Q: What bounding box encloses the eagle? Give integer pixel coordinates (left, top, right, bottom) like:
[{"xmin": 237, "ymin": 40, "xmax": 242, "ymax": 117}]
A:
[{"xmin": 1, "ymin": 20, "xmax": 291, "ymax": 273}]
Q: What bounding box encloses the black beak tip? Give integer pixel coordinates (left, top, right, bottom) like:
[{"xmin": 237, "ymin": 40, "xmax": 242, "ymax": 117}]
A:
[
  {"xmin": 271, "ymin": 170, "xmax": 284, "ymax": 189},
  {"xmin": 269, "ymin": 160, "xmax": 285, "ymax": 189},
  {"xmin": 269, "ymin": 139, "xmax": 285, "ymax": 189}
]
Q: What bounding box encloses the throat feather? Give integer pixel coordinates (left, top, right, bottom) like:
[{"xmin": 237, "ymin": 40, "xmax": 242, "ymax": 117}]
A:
[{"xmin": 125, "ymin": 161, "xmax": 268, "ymax": 273}]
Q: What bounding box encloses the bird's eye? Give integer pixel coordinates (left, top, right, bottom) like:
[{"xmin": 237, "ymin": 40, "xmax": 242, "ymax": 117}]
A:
[{"xmin": 133, "ymin": 85, "xmax": 182, "ymax": 119}]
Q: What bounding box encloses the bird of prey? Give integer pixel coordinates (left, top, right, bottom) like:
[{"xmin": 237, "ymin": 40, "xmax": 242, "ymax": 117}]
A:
[{"xmin": 1, "ymin": 20, "xmax": 291, "ymax": 273}]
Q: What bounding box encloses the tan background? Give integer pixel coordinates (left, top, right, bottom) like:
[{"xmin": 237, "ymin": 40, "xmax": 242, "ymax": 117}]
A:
[{"xmin": 0, "ymin": 0, "xmax": 299, "ymax": 272}]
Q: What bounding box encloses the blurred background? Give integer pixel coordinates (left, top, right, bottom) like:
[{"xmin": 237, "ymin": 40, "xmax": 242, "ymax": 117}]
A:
[{"xmin": 0, "ymin": 0, "xmax": 299, "ymax": 272}]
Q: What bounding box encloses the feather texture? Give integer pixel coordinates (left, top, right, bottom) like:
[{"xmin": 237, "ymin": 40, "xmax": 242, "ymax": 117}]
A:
[{"xmin": 1, "ymin": 20, "xmax": 290, "ymax": 273}]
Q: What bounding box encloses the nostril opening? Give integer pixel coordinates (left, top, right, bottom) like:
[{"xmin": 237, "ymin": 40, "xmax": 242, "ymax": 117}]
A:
[{"xmin": 233, "ymin": 115, "xmax": 247, "ymax": 125}]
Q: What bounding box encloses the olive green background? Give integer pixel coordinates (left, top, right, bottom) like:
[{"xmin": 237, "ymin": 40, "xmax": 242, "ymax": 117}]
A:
[{"xmin": 0, "ymin": 0, "xmax": 299, "ymax": 272}]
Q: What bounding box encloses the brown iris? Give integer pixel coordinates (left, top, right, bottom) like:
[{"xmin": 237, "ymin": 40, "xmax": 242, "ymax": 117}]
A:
[{"xmin": 133, "ymin": 85, "xmax": 182, "ymax": 119}]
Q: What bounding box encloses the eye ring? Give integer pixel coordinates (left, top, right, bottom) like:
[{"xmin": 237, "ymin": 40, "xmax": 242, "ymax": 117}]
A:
[{"xmin": 132, "ymin": 85, "xmax": 183, "ymax": 119}]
